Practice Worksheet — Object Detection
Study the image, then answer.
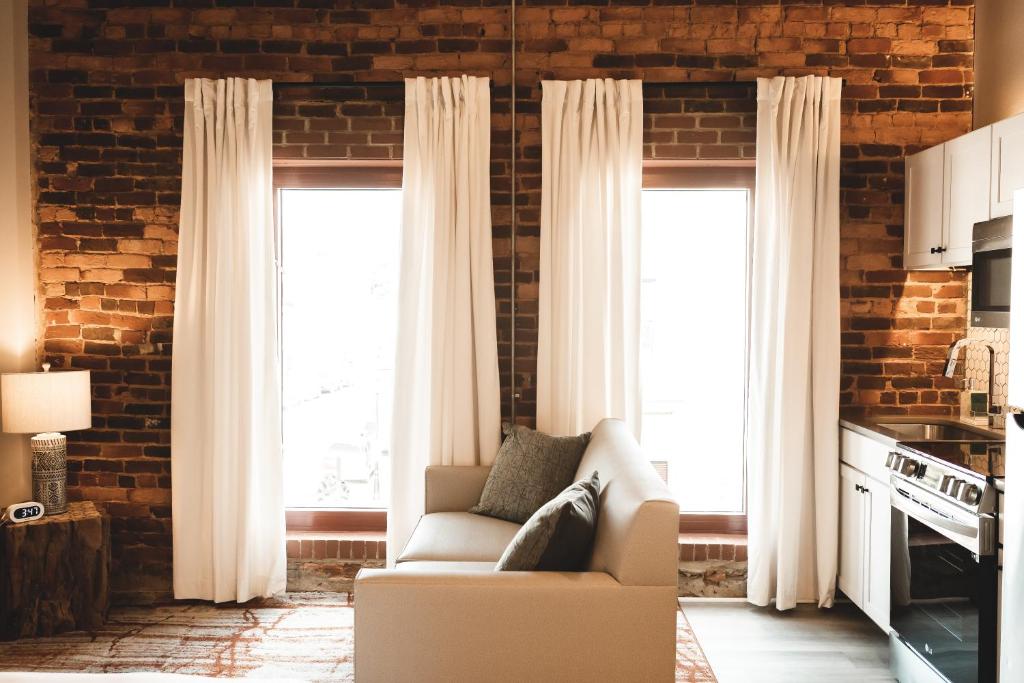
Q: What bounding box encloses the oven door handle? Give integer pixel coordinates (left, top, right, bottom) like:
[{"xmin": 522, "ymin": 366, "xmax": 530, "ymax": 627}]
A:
[{"xmin": 890, "ymin": 487, "xmax": 978, "ymax": 539}]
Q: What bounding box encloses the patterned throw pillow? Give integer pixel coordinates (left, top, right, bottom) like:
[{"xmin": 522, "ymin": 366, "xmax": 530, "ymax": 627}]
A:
[
  {"xmin": 470, "ymin": 423, "xmax": 591, "ymax": 524},
  {"xmin": 495, "ymin": 471, "xmax": 601, "ymax": 572}
]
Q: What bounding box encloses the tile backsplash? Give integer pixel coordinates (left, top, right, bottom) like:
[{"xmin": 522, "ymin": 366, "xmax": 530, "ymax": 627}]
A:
[
  {"xmin": 965, "ymin": 326, "xmax": 1009, "ymax": 411},
  {"xmin": 964, "ymin": 270, "xmax": 1010, "ymax": 413}
]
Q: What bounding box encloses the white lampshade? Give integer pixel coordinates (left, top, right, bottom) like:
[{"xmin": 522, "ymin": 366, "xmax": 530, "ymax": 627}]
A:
[{"xmin": 0, "ymin": 369, "xmax": 92, "ymax": 435}]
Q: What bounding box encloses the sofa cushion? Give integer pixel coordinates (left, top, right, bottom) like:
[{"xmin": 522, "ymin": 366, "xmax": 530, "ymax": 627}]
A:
[
  {"xmin": 496, "ymin": 471, "xmax": 601, "ymax": 572},
  {"xmin": 470, "ymin": 423, "xmax": 590, "ymax": 524},
  {"xmin": 396, "ymin": 512, "xmax": 521, "ymax": 563}
]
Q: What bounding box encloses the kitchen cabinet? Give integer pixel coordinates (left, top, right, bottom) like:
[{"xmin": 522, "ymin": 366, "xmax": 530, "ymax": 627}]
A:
[
  {"xmin": 839, "ymin": 428, "xmax": 892, "ymax": 633},
  {"xmin": 862, "ymin": 471, "xmax": 891, "ymax": 630},
  {"xmin": 838, "ymin": 463, "xmax": 865, "ymax": 606},
  {"xmin": 990, "ymin": 112, "xmax": 1024, "ymax": 218},
  {"xmin": 904, "ymin": 145, "xmax": 945, "ymax": 269},
  {"xmin": 904, "ymin": 123, "xmax": 994, "ymax": 269},
  {"xmin": 943, "ymin": 126, "xmax": 992, "ymax": 266}
]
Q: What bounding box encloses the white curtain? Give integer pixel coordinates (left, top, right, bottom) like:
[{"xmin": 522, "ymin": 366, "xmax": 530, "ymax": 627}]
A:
[
  {"xmin": 537, "ymin": 79, "xmax": 643, "ymax": 437},
  {"xmin": 171, "ymin": 78, "xmax": 284, "ymax": 602},
  {"xmin": 746, "ymin": 76, "xmax": 842, "ymax": 610},
  {"xmin": 388, "ymin": 76, "xmax": 502, "ymax": 564}
]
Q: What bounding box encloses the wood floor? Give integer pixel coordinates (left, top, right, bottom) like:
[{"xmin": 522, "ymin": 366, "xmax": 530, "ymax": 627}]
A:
[{"xmin": 683, "ymin": 600, "xmax": 894, "ymax": 683}]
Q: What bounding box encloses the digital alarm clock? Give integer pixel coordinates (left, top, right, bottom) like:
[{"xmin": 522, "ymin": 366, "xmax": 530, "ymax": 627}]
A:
[{"xmin": 0, "ymin": 501, "xmax": 45, "ymax": 525}]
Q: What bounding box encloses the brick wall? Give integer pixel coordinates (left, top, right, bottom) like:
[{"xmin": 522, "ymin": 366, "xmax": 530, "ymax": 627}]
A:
[{"xmin": 27, "ymin": 1, "xmax": 974, "ymax": 603}]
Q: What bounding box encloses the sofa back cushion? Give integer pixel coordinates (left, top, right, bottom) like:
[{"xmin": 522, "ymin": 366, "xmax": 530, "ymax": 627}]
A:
[
  {"xmin": 575, "ymin": 419, "xmax": 679, "ymax": 587},
  {"xmin": 470, "ymin": 424, "xmax": 590, "ymax": 524}
]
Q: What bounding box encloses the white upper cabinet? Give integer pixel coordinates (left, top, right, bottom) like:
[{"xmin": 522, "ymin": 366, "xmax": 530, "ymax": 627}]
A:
[
  {"xmin": 905, "ymin": 123, "xmax": 996, "ymax": 270},
  {"xmin": 990, "ymin": 112, "xmax": 1024, "ymax": 218},
  {"xmin": 943, "ymin": 126, "xmax": 991, "ymax": 266},
  {"xmin": 905, "ymin": 145, "xmax": 945, "ymax": 269}
]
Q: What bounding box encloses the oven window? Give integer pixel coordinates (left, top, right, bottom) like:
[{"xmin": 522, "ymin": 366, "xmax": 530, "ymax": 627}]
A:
[
  {"xmin": 972, "ymin": 248, "xmax": 1011, "ymax": 312},
  {"xmin": 891, "ymin": 513, "xmax": 995, "ymax": 683}
]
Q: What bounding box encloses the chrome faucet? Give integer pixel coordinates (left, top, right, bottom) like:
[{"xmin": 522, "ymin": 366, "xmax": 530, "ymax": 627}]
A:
[{"xmin": 945, "ymin": 338, "xmax": 1000, "ymax": 421}]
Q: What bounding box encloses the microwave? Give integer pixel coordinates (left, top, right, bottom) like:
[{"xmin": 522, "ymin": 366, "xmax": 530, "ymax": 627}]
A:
[{"xmin": 971, "ymin": 215, "xmax": 1012, "ymax": 328}]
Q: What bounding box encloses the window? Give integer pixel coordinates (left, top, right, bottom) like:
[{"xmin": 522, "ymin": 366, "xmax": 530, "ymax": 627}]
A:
[
  {"xmin": 640, "ymin": 165, "xmax": 753, "ymax": 521},
  {"xmin": 275, "ymin": 165, "xmax": 402, "ymax": 527}
]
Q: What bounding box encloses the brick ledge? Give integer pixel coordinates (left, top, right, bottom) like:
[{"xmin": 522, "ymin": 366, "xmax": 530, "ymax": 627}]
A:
[{"xmin": 285, "ymin": 530, "xmax": 747, "ymax": 563}]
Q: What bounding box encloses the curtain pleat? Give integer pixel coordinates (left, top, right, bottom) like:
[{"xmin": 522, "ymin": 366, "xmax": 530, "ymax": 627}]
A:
[
  {"xmin": 746, "ymin": 75, "xmax": 842, "ymax": 610},
  {"xmin": 387, "ymin": 76, "xmax": 502, "ymax": 564},
  {"xmin": 537, "ymin": 79, "xmax": 644, "ymax": 437},
  {"xmin": 171, "ymin": 77, "xmax": 284, "ymax": 603}
]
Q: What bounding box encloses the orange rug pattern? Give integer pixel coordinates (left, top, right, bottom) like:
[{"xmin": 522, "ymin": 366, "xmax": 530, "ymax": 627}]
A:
[{"xmin": 0, "ymin": 594, "xmax": 715, "ymax": 682}]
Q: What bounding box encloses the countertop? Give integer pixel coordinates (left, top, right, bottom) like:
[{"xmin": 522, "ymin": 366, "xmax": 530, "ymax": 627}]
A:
[{"xmin": 840, "ymin": 414, "xmax": 1006, "ymax": 492}]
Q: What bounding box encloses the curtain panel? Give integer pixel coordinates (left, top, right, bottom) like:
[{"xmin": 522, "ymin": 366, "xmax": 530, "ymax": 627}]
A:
[
  {"xmin": 746, "ymin": 75, "xmax": 842, "ymax": 610},
  {"xmin": 537, "ymin": 79, "xmax": 644, "ymax": 437},
  {"xmin": 171, "ymin": 78, "xmax": 285, "ymax": 603},
  {"xmin": 388, "ymin": 76, "xmax": 502, "ymax": 563}
]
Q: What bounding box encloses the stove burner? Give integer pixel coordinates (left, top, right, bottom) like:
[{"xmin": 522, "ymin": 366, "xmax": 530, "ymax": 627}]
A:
[{"xmin": 898, "ymin": 440, "xmax": 1005, "ymax": 479}]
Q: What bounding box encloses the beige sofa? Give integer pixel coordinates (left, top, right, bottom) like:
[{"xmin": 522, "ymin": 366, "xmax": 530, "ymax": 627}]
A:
[{"xmin": 354, "ymin": 418, "xmax": 680, "ymax": 682}]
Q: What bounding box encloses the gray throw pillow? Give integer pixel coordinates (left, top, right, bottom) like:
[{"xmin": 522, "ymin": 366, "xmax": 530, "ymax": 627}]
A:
[
  {"xmin": 470, "ymin": 423, "xmax": 590, "ymax": 524},
  {"xmin": 495, "ymin": 471, "xmax": 601, "ymax": 572}
]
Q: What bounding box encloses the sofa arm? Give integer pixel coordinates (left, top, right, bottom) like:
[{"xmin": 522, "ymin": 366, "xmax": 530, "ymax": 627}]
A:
[
  {"xmin": 354, "ymin": 568, "xmax": 677, "ymax": 682},
  {"xmin": 424, "ymin": 465, "xmax": 490, "ymax": 513}
]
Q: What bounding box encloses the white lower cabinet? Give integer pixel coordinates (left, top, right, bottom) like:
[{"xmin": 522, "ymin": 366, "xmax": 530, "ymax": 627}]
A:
[
  {"xmin": 839, "ymin": 429, "xmax": 892, "ymax": 633},
  {"xmin": 862, "ymin": 473, "xmax": 891, "ymax": 630},
  {"xmin": 839, "ymin": 464, "xmax": 866, "ymax": 606}
]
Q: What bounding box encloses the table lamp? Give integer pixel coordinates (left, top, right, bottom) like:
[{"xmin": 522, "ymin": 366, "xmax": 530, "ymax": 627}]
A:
[{"xmin": 0, "ymin": 364, "xmax": 91, "ymax": 515}]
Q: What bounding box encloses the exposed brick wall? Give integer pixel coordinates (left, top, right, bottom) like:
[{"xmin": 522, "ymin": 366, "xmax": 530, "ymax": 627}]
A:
[{"xmin": 27, "ymin": 0, "xmax": 974, "ymax": 602}]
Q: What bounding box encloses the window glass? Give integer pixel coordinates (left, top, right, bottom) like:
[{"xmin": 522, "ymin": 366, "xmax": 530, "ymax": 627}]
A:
[
  {"xmin": 280, "ymin": 188, "xmax": 402, "ymax": 509},
  {"xmin": 640, "ymin": 188, "xmax": 749, "ymax": 513}
]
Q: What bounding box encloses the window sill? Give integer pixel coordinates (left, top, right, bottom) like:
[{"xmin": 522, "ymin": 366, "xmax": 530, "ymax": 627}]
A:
[{"xmin": 286, "ymin": 508, "xmax": 386, "ymax": 533}]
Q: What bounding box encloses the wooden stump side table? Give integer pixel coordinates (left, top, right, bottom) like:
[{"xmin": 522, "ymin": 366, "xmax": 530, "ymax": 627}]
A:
[{"xmin": 0, "ymin": 500, "xmax": 110, "ymax": 640}]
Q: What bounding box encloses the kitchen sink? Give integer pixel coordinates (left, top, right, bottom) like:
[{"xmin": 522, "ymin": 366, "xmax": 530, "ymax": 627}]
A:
[{"xmin": 874, "ymin": 422, "xmax": 991, "ymax": 441}]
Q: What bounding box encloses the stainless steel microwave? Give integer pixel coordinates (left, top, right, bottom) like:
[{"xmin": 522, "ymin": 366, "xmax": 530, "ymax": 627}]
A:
[{"xmin": 971, "ymin": 215, "xmax": 1012, "ymax": 328}]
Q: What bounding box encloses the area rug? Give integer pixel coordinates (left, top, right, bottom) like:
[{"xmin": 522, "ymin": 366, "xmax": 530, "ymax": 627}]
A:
[{"xmin": 0, "ymin": 594, "xmax": 716, "ymax": 682}]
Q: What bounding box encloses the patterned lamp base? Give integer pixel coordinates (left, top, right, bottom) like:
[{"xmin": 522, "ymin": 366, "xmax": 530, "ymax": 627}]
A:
[{"xmin": 31, "ymin": 432, "xmax": 68, "ymax": 515}]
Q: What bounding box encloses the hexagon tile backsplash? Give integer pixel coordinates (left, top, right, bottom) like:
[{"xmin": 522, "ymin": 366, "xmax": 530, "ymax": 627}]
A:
[{"xmin": 965, "ymin": 326, "xmax": 1009, "ymax": 411}]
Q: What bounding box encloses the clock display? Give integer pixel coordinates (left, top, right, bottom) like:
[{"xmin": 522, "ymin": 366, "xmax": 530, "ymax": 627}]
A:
[{"xmin": 13, "ymin": 505, "xmax": 42, "ymax": 520}]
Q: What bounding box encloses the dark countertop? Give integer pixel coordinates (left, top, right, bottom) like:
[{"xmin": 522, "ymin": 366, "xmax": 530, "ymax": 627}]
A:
[
  {"xmin": 840, "ymin": 414, "xmax": 1007, "ymax": 491},
  {"xmin": 840, "ymin": 414, "xmax": 1005, "ymax": 444}
]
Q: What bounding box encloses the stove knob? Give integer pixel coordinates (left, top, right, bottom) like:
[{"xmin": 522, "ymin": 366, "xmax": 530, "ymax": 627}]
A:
[
  {"xmin": 915, "ymin": 463, "xmax": 927, "ymax": 479},
  {"xmin": 949, "ymin": 480, "xmax": 966, "ymax": 499},
  {"xmin": 886, "ymin": 452, "xmax": 899, "ymax": 469},
  {"xmin": 893, "ymin": 455, "xmax": 907, "ymax": 472},
  {"xmin": 957, "ymin": 484, "xmax": 980, "ymax": 505},
  {"xmin": 940, "ymin": 474, "xmax": 955, "ymax": 494},
  {"xmin": 899, "ymin": 459, "xmax": 919, "ymax": 477}
]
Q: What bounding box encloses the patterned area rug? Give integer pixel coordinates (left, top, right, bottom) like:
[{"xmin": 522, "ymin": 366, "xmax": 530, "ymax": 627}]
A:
[{"xmin": 0, "ymin": 594, "xmax": 716, "ymax": 682}]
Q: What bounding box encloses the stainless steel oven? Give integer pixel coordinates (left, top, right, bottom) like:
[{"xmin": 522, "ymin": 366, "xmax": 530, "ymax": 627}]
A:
[
  {"xmin": 971, "ymin": 216, "xmax": 1012, "ymax": 328},
  {"xmin": 887, "ymin": 442, "xmax": 1001, "ymax": 683}
]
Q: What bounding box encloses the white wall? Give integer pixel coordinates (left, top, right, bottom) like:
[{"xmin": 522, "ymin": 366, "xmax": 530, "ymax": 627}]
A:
[
  {"xmin": 0, "ymin": 0, "xmax": 37, "ymax": 508},
  {"xmin": 974, "ymin": 0, "xmax": 1024, "ymax": 128}
]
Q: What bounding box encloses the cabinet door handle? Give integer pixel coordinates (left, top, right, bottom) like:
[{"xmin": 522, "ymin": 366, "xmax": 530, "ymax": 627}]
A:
[
  {"xmin": 930, "ymin": 247, "xmax": 938, "ymax": 254},
  {"xmin": 937, "ymin": 246, "xmax": 946, "ymax": 254}
]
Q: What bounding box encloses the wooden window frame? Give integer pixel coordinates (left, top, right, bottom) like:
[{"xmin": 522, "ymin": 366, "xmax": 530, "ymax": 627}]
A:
[
  {"xmin": 286, "ymin": 508, "xmax": 386, "ymax": 533},
  {"xmin": 644, "ymin": 161, "xmax": 754, "ymax": 537},
  {"xmin": 275, "ymin": 161, "xmax": 401, "ymax": 534},
  {"xmin": 273, "ymin": 159, "xmax": 403, "ymax": 190}
]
